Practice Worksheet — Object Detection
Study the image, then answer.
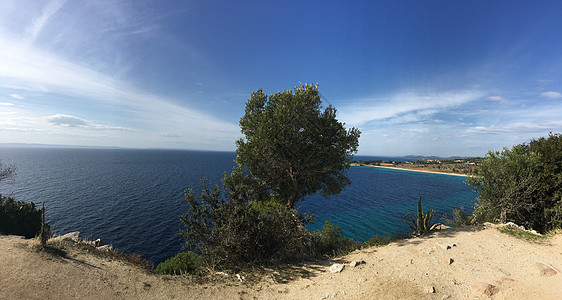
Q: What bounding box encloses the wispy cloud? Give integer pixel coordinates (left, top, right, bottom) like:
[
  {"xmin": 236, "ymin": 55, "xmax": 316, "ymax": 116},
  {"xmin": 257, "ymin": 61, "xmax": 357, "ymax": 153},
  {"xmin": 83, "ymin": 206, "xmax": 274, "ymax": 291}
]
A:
[
  {"xmin": 25, "ymin": 0, "xmax": 68, "ymax": 42},
  {"xmin": 0, "ymin": 102, "xmax": 14, "ymax": 106},
  {"xmin": 10, "ymin": 94, "xmax": 23, "ymax": 100},
  {"xmin": 541, "ymin": 91, "xmax": 562, "ymax": 99},
  {"xmin": 338, "ymin": 90, "xmax": 484, "ymax": 126}
]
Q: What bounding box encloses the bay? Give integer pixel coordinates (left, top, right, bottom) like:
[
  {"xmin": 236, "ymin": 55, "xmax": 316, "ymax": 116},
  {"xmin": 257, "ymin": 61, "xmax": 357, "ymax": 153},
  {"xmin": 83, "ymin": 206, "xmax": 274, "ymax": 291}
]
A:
[{"xmin": 0, "ymin": 148, "xmax": 476, "ymax": 263}]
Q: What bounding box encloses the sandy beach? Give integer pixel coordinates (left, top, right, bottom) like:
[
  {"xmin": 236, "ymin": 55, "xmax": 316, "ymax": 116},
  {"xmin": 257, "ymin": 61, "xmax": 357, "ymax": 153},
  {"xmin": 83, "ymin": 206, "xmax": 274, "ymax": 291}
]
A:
[{"xmin": 353, "ymin": 164, "xmax": 470, "ymax": 177}]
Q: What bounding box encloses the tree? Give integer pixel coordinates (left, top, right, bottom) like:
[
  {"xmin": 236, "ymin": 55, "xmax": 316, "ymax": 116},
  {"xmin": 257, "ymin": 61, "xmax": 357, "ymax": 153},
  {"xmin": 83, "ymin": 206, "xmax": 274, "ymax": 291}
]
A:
[
  {"xmin": 467, "ymin": 133, "xmax": 562, "ymax": 233},
  {"xmin": 236, "ymin": 83, "xmax": 361, "ymax": 209},
  {"xmin": 0, "ymin": 162, "xmax": 15, "ymax": 183}
]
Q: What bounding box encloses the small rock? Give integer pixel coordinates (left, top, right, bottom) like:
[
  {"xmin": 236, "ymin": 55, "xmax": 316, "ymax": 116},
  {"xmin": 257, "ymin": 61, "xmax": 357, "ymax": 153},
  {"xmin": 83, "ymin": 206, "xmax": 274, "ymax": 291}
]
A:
[
  {"xmin": 96, "ymin": 245, "xmax": 112, "ymax": 252},
  {"xmin": 329, "ymin": 263, "xmax": 345, "ymax": 273},
  {"xmin": 442, "ymin": 258, "xmax": 454, "ymax": 265},
  {"xmin": 93, "ymin": 238, "xmax": 103, "ymax": 247},
  {"xmin": 442, "ymin": 294, "xmax": 451, "ymax": 299},
  {"xmin": 408, "ymin": 259, "xmax": 413, "ymax": 264},
  {"xmin": 215, "ymin": 271, "xmax": 229, "ymax": 277},
  {"xmin": 59, "ymin": 231, "xmax": 81, "ymax": 241},
  {"xmin": 532, "ymin": 263, "xmax": 558, "ymax": 277},
  {"xmin": 349, "ymin": 260, "xmax": 365, "ymax": 267},
  {"xmin": 436, "ymin": 242, "xmax": 451, "ymax": 250},
  {"xmin": 358, "ymin": 278, "xmax": 368, "ymax": 282},
  {"xmin": 235, "ymin": 274, "xmax": 245, "ymax": 282},
  {"xmin": 424, "ymin": 286, "xmax": 435, "ymax": 293},
  {"xmin": 471, "ymin": 282, "xmax": 499, "ymax": 296}
]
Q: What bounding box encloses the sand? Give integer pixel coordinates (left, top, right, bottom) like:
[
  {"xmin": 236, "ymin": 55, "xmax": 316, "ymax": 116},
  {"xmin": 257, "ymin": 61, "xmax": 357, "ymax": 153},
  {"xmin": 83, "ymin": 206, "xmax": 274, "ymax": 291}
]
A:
[{"xmin": 1, "ymin": 223, "xmax": 561, "ymax": 299}]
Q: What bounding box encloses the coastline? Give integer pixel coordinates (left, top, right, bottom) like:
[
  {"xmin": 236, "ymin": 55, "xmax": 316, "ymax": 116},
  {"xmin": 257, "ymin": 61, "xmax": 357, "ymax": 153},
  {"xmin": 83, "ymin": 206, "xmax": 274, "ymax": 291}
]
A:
[{"xmin": 354, "ymin": 164, "xmax": 470, "ymax": 177}]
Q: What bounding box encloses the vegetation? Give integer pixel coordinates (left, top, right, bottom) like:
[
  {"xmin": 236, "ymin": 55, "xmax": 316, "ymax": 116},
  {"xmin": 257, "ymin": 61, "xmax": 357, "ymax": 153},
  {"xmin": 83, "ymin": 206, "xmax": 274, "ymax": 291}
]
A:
[
  {"xmin": 236, "ymin": 83, "xmax": 360, "ymax": 209},
  {"xmin": 499, "ymin": 226, "xmax": 549, "ymax": 242},
  {"xmin": 156, "ymin": 252, "xmax": 201, "ymax": 275},
  {"xmin": 403, "ymin": 197, "xmax": 440, "ymax": 236},
  {"xmin": 446, "ymin": 206, "xmax": 472, "ymax": 227},
  {"xmin": 311, "ymin": 221, "xmax": 357, "ymax": 258},
  {"xmin": 178, "ymin": 84, "xmax": 360, "ymax": 271},
  {"xmin": 467, "ymin": 132, "xmax": 562, "ymax": 233},
  {"xmin": 0, "ymin": 195, "xmax": 47, "ymax": 238}
]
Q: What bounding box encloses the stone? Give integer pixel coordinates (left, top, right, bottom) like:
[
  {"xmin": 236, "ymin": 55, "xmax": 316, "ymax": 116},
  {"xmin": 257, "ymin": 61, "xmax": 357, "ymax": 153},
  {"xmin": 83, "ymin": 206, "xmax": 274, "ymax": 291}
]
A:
[
  {"xmin": 442, "ymin": 258, "xmax": 454, "ymax": 265},
  {"xmin": 97, "ymin": 245, "xmax": 112, "ymax": 252},
  {"xmin": 349, "ymin": 260, "xmax": 365, "ymax": 267},
  {"xmin": 59, "ymin": 231, "xmax": 81, "ymax": 241},
  {"xmin": 408, "ymin": 259, "xmax": 413, "ymax": 264},
  {"xmin": 471, "ymin": 282, "xmax": 499, "ymax": 296},
  {"xmin": 442, "ymin": 294, "xmax": 451, "ymax": 299},
  {"xmin": 532, "ymin": 263, "xmax": 558, "ymax": 277},
  {"xmin": 436, "ymin": 242, "xmax": 451, "ymax": 250},
  {"xmin": 329, "ymin": 263, "xmax": 345, "ymax": 273},
  {"xmin": 235, "ymin": 274, "xmax": 245, "ymax": 282},
  {"xmin": 424, "ymin": 286, "xmax": 435, "ymax": 293},
  {"xmin": 358, "ymin": 278, "xmax": 368, "ymax": 282},
  {"xmin": 93, "ymin": 238, "xmax": 103, "ymax": 247}
]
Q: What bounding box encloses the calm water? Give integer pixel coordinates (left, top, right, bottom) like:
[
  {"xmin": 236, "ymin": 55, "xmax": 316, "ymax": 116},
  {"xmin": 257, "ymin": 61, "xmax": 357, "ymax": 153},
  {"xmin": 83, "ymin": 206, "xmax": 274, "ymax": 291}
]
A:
[{"xmin": 0, "ymin": 148, "xmax": 476, "ymax": 263}]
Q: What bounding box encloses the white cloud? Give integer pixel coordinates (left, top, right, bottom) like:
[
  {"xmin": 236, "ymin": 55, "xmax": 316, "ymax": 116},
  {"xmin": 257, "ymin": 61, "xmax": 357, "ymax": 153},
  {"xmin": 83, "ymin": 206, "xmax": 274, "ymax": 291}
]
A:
[
  {"xmin": 25, "ymin": 0, "xmax": 68, "ymax": 42},
  {"xmin": 338, "ymin": 90, "xmax": 483, "ymax": 126},
  {"xmin": 0, "ymin": 102, "xmax": 14, "ymax": 106},
  {"xmin": 465, "ymin": 120, "xmax": 562, "ymax": 135},
  {"xmin": 47, "ymin": 114, "xmax": 135, "ymax": 131},
  {"xmin": 541, "ymin": 91, "xmax": 562, "ymax": 99},
  {"xmin": 10, "ymin": 94, "xmax": 23, "ymax": 100}
]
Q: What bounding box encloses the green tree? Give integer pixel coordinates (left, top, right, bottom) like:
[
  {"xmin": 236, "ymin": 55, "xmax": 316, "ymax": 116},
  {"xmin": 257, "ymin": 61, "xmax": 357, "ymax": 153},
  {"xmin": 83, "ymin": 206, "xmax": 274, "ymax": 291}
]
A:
[
  {"xmin": 236, "ymin": 83, "xmax": 361, "ymax": 209},
  {"xmin": 467, "ymin": 133, "xmax": 562, "ymax": 233}
]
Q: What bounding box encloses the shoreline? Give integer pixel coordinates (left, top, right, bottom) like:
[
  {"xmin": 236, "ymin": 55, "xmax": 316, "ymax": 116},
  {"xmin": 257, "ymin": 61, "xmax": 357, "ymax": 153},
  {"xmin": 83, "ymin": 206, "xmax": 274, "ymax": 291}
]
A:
[{"xmin": 353, "ymin": 164, "xmax": 470, "ymax": 177}]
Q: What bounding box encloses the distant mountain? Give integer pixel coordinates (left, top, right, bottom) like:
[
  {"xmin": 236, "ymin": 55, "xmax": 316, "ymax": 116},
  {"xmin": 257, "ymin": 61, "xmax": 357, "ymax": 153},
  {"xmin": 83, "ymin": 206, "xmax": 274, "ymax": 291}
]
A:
[{"xmin": 0, "ymin": 143, "xmax": 122, "ymax": 149}]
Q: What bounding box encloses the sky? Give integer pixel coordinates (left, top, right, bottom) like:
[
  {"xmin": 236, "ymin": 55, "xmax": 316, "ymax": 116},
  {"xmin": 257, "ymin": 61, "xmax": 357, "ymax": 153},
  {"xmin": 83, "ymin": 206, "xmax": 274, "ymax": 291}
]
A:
[{"xmin": 1, "ymin": 0, "xmax": 561, "ymax": 156}]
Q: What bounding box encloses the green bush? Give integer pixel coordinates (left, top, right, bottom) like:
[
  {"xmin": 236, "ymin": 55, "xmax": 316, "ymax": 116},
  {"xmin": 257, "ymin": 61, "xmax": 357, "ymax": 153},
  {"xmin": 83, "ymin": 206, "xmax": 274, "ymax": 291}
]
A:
[
  {"xmin": 156, "ymin": 251, "xmax": 201, "ymax": 275},
  {"xmin": 0, "ymin": 195, "xmax": 45, "ymax": 238},
  {"xmin": 311, "ymin": 220, "xmax": 357, "ymax": 257},
  {"xmin": 447, "ymin": 206, "xmax": 472, "ymax": 227},
  {"xmin": 361, "ymin": 234, "xmax": 399, "ymax": 248},
  {"xmin": 467, "ymin": 133, "xmax": 562, "ymax": 233},
  {"xmin": 179, "ymin": 176, "xmax": 311, "ymax": 270}
]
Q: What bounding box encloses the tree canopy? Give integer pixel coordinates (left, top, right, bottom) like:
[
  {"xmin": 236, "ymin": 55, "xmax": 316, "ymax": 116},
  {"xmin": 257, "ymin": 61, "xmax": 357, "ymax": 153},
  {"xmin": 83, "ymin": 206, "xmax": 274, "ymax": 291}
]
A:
[
  {"xmin": 235, "ymin": 83, "xmax": 361, "ymax": 209},
  {"xmin": 467, "ymin": 132, "xmax": 562, "ymax": 233}
]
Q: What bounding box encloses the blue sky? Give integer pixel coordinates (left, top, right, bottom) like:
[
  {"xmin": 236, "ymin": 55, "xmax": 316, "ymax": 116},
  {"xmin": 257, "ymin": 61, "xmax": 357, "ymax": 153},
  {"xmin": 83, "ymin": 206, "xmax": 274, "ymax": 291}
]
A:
[{"xmin": 1, "ymin": 0, "xmax": 561, "ymax": 156}]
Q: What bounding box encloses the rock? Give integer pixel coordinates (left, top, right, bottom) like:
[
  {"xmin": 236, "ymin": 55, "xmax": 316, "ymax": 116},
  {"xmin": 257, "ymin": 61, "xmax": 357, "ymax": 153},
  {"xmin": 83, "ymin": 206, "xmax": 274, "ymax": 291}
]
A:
[
  {"xmin": 59, "ymin": 231, "xmax": 81, "ymax": 242},
  {"xmin": 235, "ymin": 274, "xmax": 245, "ymax": 282},
  {"xmin": 358, "ymin": 278, "xmax": 368, "ymax": 282},
  {"xmin": 424, "ymin": 286, "xmax": 435, "ymax": 293},
  {"xmin": 408, "ymin": 259, "xmax": 413, "ymax": 264},
  {"xmin": 436, "ymin": 242, "xmax": 451, "ymax": 250},
  {"xmin": 532, "ymin": 263, "xmax": 558, "ymax": 277},
  {"xmin": 471, "ymin": 282, "xmax": 499, "ymax": 296},
  {"xmin": 442, "ymin": 295, "xmax": 451, "ymax": 299},
  {"xmin": 93, "ymin": 238, "xmax": 103, "ymax": 247},
  {"xmin": 329, "ymin": 263, "xmax": 345, "ymax": 273},
  {"xmin": 442, "ymin": 258, "xmax": 454, "ymax": 265},
  {"xmin": 505, "ymin": 222, "xmax": 525, "ymax": 230},
  {"xmin": 96, "ymin": 245, "xmax": 112, "ymax": 252},
  {"xmin": 349, "ymin": 260, "xmax": 365, "ymax": 267}
]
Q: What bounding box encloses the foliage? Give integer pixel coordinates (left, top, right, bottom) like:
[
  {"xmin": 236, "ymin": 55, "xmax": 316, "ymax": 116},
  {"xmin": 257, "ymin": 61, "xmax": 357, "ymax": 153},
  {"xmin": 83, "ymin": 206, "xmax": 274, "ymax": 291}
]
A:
[
  {"xmin": 498, "ymin": 226, "xmax": 549, "ymax": 242},
  {"xmin": 0, "ymin": 194, "xmax": 47, "ymax": 238},
  {"xmin": 311, "ymin": 220, "xmax": 357, "ymax": 257},
  {"xmin": 0, "ymin": 162, "xmax": 15, "ymax": 183},
  {"xmin": 236, "ymin": 83, "xmax": 361, "ymax": 209},
  {"xmin": 446, "ymin": 206, "xmax": 472, "ymax": 227},
  {"xmin": 178, "ymin": 177, "xmax": 311, "ymax": 270},
  {"xmin": 361, "ymin": 234, "xmax": 405, "ymax": 248},
  {"xmin": 403, "ymin": 197, "xmax": 440, "ymax": 236},
  {"xmin": 156, "ymin": 251, "xmax": 201, "ymax": 275},
  {"xmin": 467, "ymin": 133, "xmax": 562, "ymax": 233}
]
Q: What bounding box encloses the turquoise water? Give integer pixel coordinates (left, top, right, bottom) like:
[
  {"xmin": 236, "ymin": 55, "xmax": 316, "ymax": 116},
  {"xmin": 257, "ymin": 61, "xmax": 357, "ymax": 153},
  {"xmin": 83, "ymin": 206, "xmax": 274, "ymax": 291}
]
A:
[{"xmin": 0, "ymin": 148, "xmax": 476, "ymax": 263}]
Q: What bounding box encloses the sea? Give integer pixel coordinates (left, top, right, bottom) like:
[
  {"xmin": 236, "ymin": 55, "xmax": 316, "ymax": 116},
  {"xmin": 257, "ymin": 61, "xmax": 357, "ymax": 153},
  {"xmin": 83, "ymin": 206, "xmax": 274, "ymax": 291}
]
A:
[{"xmin": 0, "ymin": 147, "xmax": 477, "ymax": 264}]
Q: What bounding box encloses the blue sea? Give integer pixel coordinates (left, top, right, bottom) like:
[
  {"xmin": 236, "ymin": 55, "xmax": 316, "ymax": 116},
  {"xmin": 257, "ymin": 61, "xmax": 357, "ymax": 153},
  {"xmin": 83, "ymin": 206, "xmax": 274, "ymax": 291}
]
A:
[{"xmin": 0, "ymin": 147, "xmax": 477, "ymax": 263}]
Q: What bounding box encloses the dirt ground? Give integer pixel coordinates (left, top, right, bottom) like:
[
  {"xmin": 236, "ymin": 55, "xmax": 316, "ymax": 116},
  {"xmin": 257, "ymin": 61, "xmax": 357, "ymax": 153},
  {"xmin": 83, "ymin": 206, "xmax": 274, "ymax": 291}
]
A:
[{"xmin": 1, "ymin": 223, "xmax": 561, "ymax": 300}]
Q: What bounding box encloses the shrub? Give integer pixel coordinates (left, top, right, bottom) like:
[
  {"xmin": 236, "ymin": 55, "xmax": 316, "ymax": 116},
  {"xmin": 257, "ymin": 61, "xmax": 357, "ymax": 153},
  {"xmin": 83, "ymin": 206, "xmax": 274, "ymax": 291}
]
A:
[
  {"xmin": 0, "ymin": 195, "xmax": 46, "ymax": 238},
  {"xmin": 311, "ymin": 220, "xmax": 357, "ymax": 257},
  {"xmin": 361, "ymin": 234, "xmax": 401, "ymax": 248},
  {"xmin": 467, "ymin": 133, "xmax": 562, "ymax": 233},
  {"xmin": 179, "ymin": 177, "xmax": 311, "ymax": 270},
  {"xmin": 447, "ymin": 206, "xmax": 472, "ymax": 227},
  {"xmin": 156, "ymin": 252, "xmax": 201, "ymax": 275}
]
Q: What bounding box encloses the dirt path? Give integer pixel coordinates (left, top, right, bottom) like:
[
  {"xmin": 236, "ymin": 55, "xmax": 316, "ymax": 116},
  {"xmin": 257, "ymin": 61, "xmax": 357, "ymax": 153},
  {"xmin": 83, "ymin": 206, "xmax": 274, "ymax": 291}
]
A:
[{"xmin": 1, "ymin": 224, "xmax": 561, "ymax": 299}]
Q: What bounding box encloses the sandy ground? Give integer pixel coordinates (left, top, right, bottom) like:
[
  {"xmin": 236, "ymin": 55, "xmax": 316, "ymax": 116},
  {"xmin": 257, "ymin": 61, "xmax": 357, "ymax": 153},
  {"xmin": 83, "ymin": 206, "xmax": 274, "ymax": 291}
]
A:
[
  {"xmin": 1, "ymin": 223, "xmax": 561, "ymax": 300},
  {"xmin": 352, "ymin": 164, "xmax": 469, "ymax": 177}
]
